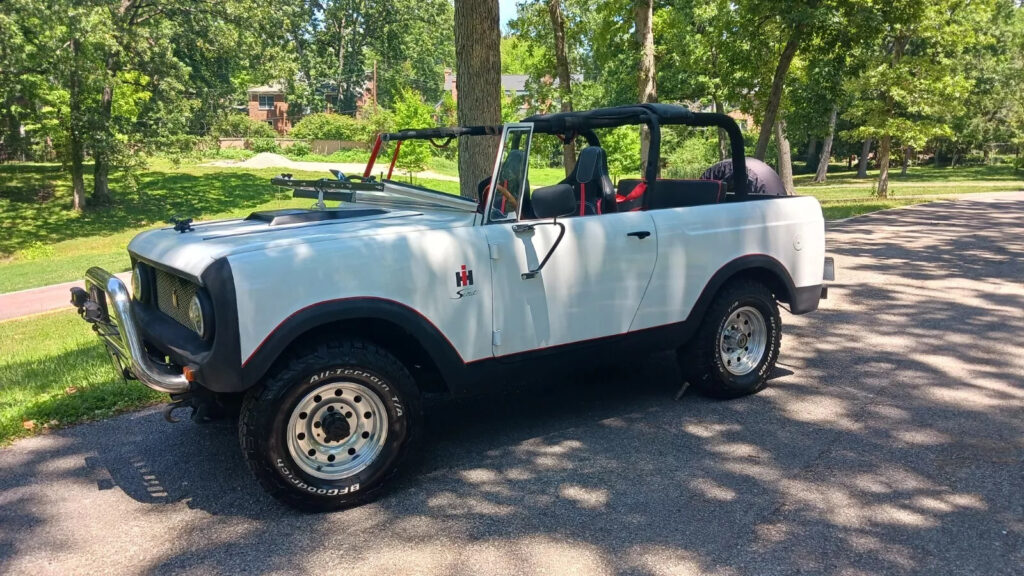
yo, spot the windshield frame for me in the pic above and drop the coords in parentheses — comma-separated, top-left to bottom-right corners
(483, 122, 534, 224)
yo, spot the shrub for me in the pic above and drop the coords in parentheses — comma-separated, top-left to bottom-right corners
(285, 141, 312, 157)
(391, 88, 434, 173)
(290, 113, 370, 143)
(602, 126, 642, 179)
(664, 132, 721, 179)
(211, 113, 278, 139)
(248, 138, 281, 153)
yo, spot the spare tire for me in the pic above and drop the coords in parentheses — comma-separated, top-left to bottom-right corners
(700, 157, 789, 196)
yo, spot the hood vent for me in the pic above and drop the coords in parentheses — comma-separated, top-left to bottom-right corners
(245, 208, 388, 226)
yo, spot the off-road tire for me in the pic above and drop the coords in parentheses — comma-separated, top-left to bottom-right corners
(680, 280, 781, 398)
(239, 339, 422, 512)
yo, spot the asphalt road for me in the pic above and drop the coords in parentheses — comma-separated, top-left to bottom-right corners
(2, 193, 1022, 576)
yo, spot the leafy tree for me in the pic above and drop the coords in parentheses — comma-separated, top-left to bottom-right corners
(843, 0, 992, 197)
(392, 87, 434, 173)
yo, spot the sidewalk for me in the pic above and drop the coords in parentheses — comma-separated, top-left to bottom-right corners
(0, 272, 132, 322)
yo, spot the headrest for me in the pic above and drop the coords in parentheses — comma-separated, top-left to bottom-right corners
(574, 146, 607, 184)
(531, 183, 576, 218)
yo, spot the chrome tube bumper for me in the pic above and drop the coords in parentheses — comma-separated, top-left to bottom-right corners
(76, 267, 191, 394)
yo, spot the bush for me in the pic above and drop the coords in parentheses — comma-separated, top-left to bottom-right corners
(391, 88, 434, 173)
(248, 138, 281, 153)
(290, 113, 370, 143)
(214, 148, 255, 161)
(211, 113, 278, 139)
(664, 132, 720, 179)
(285, 141, 312, 157)
(602, 126, 642, 179)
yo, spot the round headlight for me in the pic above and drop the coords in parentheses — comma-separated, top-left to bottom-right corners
(131, 264, 144, 300)
(188, 294, 205, 337)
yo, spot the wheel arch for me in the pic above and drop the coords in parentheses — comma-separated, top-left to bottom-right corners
(688, 255, 798, 325)
(240, 299, 464, 396)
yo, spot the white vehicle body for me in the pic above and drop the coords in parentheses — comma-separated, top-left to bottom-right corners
(76, 105, 828, 401)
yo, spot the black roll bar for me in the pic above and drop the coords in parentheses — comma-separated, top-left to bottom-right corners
(376, 103, 749, 198)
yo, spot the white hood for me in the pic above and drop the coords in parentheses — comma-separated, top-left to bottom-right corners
(128, 205, 478, 280)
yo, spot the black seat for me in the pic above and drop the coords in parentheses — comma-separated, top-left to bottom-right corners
(562, 146, 617, 216)
(646, 179, 725, 209)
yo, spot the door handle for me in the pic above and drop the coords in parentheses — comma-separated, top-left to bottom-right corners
(627, 230, 651, 239)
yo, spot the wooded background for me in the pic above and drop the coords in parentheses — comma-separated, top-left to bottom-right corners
(1, 0, 1022, 207)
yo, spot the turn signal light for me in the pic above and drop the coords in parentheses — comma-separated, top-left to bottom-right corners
(182, 366, 197, 382)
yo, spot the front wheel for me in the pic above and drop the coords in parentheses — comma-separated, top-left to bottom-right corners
(680, 280, 781, 398)
(239, 339, 422, 511)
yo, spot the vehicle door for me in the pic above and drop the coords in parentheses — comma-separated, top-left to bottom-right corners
(482, 124, 658, 358)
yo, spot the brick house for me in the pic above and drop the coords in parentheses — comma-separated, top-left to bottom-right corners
(247, 84, 291, 135)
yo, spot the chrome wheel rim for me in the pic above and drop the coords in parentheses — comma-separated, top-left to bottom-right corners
(286, 380, 389, 480)
(719, 306, 767, 376)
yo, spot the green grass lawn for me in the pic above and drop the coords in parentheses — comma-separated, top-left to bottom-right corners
(0, 310, 166, 445)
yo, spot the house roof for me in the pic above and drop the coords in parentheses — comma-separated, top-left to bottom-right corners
(247, 83, 286, 95)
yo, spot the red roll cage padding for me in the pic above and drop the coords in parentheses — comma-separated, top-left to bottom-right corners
(364, 134, 384, 179)
(386, 140, 402, 180)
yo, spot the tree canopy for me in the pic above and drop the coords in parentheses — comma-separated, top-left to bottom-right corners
(1, 0, 1022, 208)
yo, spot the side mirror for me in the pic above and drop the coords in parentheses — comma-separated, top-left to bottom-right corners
(531, 184, 576, 218)
(511, 184, 575, 280)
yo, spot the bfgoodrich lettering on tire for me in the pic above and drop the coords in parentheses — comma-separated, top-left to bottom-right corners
(680, 279, 781, 398)
(239, 338, 422, 511)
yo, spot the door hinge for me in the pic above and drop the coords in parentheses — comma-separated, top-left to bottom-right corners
(488, 243, 499, 260)
(492, 330, 502, 347)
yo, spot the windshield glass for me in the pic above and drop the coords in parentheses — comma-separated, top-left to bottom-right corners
(487, 123, 533, 222)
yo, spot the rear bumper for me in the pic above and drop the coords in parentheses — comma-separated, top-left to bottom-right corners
(72, 267, 191, 394)
(790, 257, 835, 314)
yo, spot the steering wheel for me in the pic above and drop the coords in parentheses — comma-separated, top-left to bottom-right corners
(488, 182, 519, 214)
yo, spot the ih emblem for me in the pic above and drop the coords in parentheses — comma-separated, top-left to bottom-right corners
(455, 265, 474, 287)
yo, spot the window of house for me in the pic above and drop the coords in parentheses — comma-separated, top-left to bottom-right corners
(258, 95, 275, 110)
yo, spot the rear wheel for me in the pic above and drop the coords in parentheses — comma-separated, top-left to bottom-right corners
(680, 280, 781, 398)
(239, 339, 421, 511)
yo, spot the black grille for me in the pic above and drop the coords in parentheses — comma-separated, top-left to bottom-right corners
(154, 269, 198, 330)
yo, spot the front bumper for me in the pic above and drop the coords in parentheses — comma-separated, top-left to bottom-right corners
(72, 267, 191, 394)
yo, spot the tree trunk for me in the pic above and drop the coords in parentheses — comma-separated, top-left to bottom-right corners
(935, 143, 942, 167)
(92, 50, 117, 204)
(856, 139, 871, 178)
(92, 83, 113, 203)
(635, 0, 656, 173)
(876, 134, 891, 198)
(775, 118, 794, 195)
(754, 30, 803, 160)
(714, 98, 728, 161)
(804, 136, 817, 171)
(454, 0, 502, 199)
(901, 145, 909, 176)
(813, 106, 837, 183)
(547, 0, 576, 176)
(337, 17, 346, 109)
(69, 36, 86, 212)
